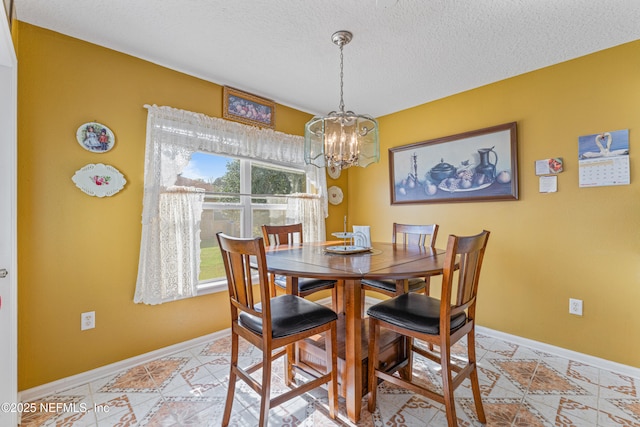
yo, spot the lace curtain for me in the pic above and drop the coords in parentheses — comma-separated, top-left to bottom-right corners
(135, 187, 204, 304)
(134, 105, 328, 304)
(286, 194, 325, 242)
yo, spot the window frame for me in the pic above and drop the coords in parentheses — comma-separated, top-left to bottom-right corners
(195, 154, 307, 294)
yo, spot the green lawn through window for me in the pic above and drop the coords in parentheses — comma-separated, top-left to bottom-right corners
(199, 239, 225, 281)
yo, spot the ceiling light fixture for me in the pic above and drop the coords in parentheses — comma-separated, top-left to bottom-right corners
(304, 31, 379, 170)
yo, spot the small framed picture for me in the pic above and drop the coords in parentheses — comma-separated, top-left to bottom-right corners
(223, 86, 275, 129)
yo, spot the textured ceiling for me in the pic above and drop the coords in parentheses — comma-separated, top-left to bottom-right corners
(14, 0, 640, 118)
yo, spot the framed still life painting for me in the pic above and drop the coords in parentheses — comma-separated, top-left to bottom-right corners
(390, 122, 519, 204)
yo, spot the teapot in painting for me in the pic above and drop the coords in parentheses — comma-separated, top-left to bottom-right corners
(428, 158, 457, 183)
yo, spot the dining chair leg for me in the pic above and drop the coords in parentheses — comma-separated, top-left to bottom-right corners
(439, 341, 458, 427)
(335, 280, 345, 315)
(468, 331, 486, 423)
(402, 337, 414, 380)
(325, 324, 339, 418)
(331, 287, 338, 312)
(269, 273, 278, 297)
(423, 276, 431, 296)
(259, 353, 273, 427)
(285, 344, 295, 386)
(423, 277, 435, 352)
(367, 317, 380, 413)
(222, 333, 239, 426)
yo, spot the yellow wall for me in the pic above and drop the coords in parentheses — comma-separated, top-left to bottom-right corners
(350, 40, 640, 367)
(17, 20, 640, 390)
(16, 23, 316, 390)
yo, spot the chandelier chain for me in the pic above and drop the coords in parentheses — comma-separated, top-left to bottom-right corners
(339, 43, 345, 113)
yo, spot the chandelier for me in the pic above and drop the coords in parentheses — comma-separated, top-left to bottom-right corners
(304, 31, 379, 170)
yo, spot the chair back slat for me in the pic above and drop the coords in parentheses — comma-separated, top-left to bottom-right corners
(457, 250, 482, 305)
(230, 252, 250, 305)
(262, 223, 303, 246)
(441, 230, 490, 317)
(216, 233, 272, 324)
(392, 223, 439, 248)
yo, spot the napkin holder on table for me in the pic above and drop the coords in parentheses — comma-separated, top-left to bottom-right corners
(352, 225, 371, 248)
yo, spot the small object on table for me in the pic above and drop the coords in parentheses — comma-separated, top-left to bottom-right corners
(352, 225, 371, 248)
(325, 245, 372, 254)
(327, 216, 372, 254)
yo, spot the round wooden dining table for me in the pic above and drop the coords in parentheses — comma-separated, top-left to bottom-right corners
(265, 241, 449, 422)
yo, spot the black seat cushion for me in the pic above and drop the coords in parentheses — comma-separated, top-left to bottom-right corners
(239, 294, 337, 338)
(274, 275, 336, 293)
(366, 293, 466, 335)
(361, 278, 426, 293)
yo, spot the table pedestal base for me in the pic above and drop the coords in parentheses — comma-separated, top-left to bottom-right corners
(294, 315, 408, 399)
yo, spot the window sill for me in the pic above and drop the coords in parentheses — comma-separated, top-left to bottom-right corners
(196, 271, 259, 297)
(197, 280, 228, 296)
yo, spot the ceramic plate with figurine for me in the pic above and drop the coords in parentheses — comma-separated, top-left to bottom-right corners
(76, 122, 115, 153)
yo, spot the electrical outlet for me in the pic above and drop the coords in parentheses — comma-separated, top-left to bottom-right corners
(569, 299, 583, 316)
(81, 311, 95, 330)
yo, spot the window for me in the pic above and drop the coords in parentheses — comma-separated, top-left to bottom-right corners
(135, 105, 327, 305)
(176, 152, 307, 288)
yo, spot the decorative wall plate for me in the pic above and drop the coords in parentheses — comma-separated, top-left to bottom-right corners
(328, 186, 343, 205)
(72, 163, 126, 197)
(328, 165, 341, 179)
(76, 121, 115, 153)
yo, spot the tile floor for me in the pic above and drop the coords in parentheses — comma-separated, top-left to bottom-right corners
(18, 332, 640, 427)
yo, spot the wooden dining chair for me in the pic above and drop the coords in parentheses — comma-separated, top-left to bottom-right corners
(361, 223, 439, 301)
(216, 232, 339, 427)
(262, 223, 338, 308)
(367, 230, 490, 427)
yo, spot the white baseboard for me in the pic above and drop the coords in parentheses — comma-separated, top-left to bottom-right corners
(20, 299, 640, 402)
(476, 326, 640, 378)
(352, 295, 640, 378)
(19, 329, 231, 402)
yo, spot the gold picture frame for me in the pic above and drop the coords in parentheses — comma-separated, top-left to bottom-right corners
(223, 86, 276, 129)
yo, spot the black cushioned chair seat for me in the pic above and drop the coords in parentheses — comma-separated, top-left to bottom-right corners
(360, 278, 426, 293)
(274, 275, 336, 293)
(240, 294, 338, 338)
(366, 293, 466, 335)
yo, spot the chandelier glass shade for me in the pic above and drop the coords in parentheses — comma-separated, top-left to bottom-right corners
(304, 31, 379, 170)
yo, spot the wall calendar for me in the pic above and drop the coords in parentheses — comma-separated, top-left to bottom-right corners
(578, 129, 629, 188)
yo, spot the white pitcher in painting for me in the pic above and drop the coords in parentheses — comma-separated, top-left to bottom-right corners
(352, 225, 371, 248)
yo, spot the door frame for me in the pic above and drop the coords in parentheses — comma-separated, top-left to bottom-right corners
(0, 8, 18, 427)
